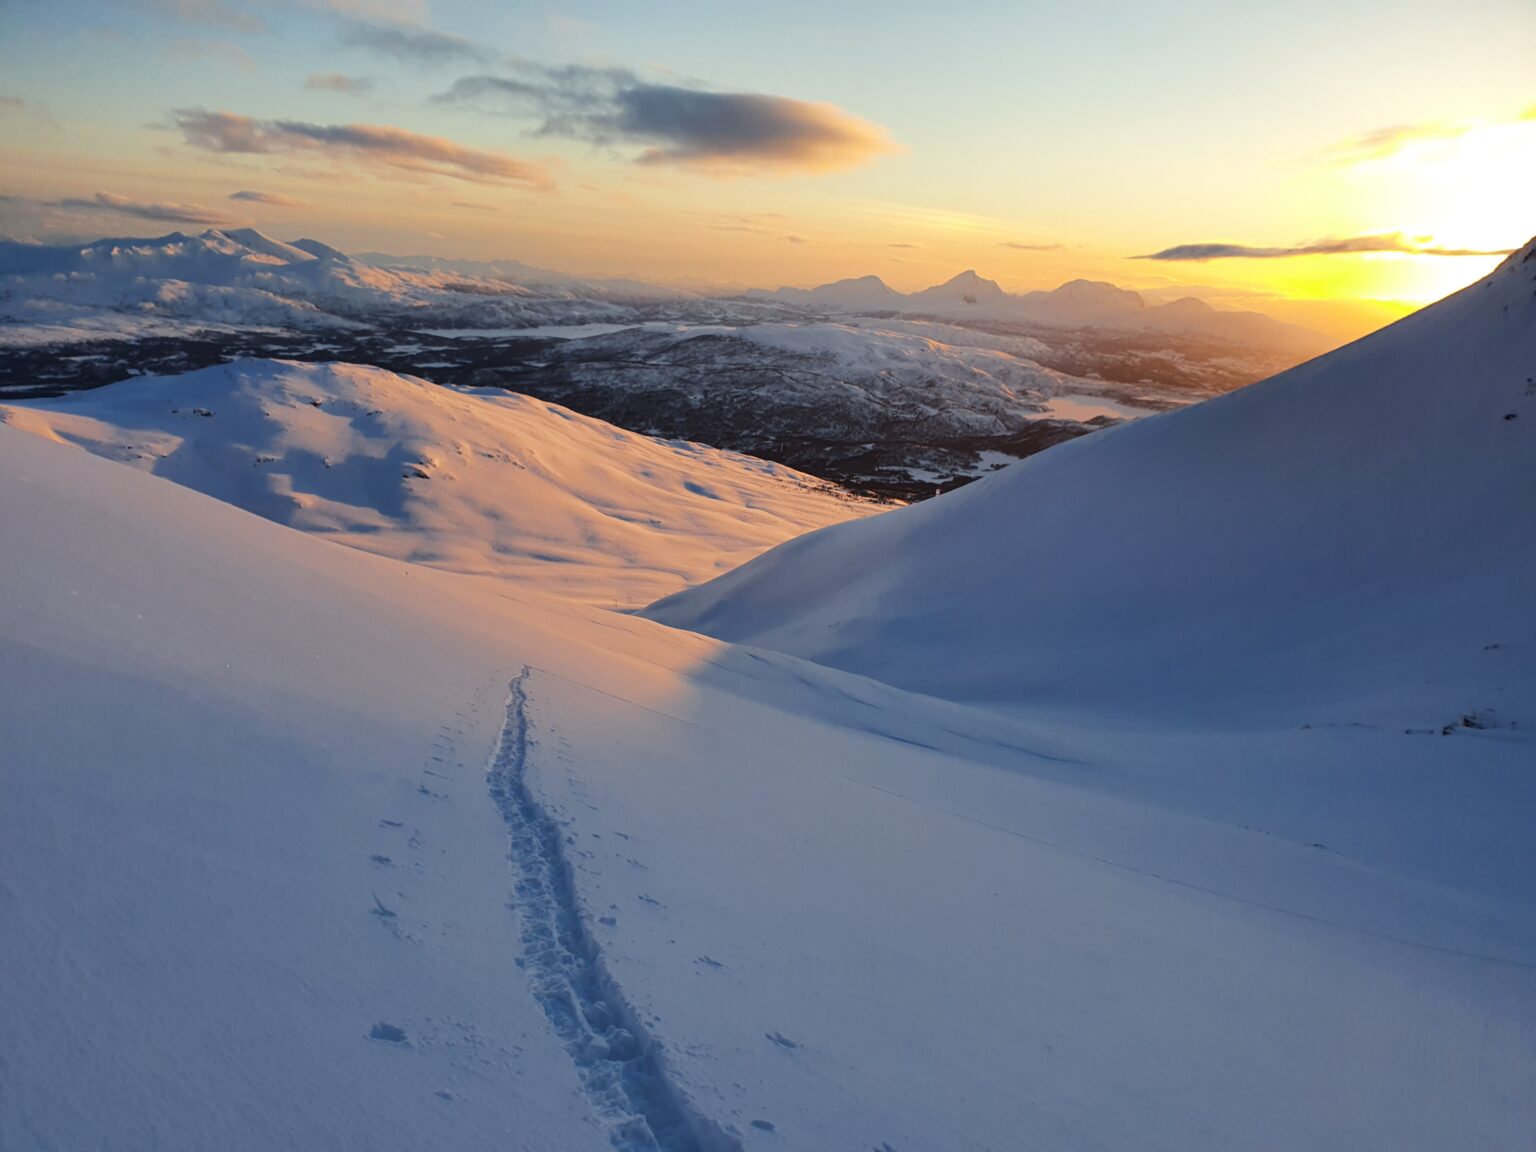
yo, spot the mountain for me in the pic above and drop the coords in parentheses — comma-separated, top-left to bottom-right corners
(747, 268, 1330, 354)
(1013, 277, 1146, 325)
(744, 274, 901, 310)
(649, 239, 1536, 723)
(0, 229, 646, 338)
(1, 359, 874, 606)
(906, 268, 1009, 307)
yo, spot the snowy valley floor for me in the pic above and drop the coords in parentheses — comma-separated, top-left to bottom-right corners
(3, 417, 1533, 1151)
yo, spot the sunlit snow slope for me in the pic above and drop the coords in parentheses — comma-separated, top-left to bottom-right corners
(650, 241, 1536, 724)
(3, 421, 1533, 1152)
(2, 359, 875, 605)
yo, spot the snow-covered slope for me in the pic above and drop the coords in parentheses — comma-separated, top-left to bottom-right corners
(2, 359, 874, 605)
(5, 402, 1534, 1152)
(649, 241, 1536, 725)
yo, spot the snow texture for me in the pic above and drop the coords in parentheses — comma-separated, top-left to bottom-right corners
(2, 359, 875, 606)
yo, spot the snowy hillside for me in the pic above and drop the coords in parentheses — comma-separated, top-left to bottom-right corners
(6, 391, 1535, 1151)
(1, 359, 874, 605)
(650, 240, 1536, 726)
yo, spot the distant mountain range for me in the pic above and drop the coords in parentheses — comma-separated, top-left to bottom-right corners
(747, 268, 1330, 355)
(0, 228, 1329, 356)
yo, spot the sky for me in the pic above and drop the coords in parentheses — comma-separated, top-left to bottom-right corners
(0, 0, 1532, 338)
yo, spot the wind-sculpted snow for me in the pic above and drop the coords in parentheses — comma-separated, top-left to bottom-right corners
(1, 359, 876, 605)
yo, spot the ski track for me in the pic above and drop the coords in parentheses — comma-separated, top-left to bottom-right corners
(488, 667, 741, 1152)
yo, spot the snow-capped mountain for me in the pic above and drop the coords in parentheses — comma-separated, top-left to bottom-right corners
(0, 228, 651, 338)
(649, 241, 1536, 726)
(0, 228, 1330, 500)
(2, 359, 874, 606)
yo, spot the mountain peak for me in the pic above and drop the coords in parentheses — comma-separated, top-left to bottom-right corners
(914, 268, 1006, 302)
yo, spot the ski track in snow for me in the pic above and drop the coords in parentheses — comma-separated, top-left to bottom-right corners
(488, 668, 740, 1152)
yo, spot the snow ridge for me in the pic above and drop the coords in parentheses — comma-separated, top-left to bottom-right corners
(488, 669, 740, 1152)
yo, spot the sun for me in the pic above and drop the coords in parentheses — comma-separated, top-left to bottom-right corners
(1343, 118, 1536, 302)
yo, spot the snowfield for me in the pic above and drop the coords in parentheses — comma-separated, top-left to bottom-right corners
(2, 242, 1534, 1151)
(1, 359, 877, 606)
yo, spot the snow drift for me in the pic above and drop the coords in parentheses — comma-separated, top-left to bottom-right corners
(649, 239, 1536, 725)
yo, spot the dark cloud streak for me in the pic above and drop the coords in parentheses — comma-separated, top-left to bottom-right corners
(437, 65, 896, 174)
(338, 18, 491, 66)
(4, 190, 240, 226)
(172, 108, 553, 188)
(229, 189, 308, 206)
(1137, 234, 1517, 261)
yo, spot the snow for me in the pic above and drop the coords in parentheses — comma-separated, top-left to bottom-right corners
(1, 359, 876, 607)
(649, 243, 1536, 726)
(6, 416, 1533, 1150)
(0, 229, 644, 339)
(3, 242, 1534, 1150)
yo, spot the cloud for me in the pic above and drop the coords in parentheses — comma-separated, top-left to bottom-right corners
(172, 108, 554, 188)
(297, 0, 428, 18)
(165, 36, 257, 68)
(143, 0, 267, 35)
(17, 190, 241, 226)
(229, 189, 308, 206)
(305, 72, 375, 94)
(337, 17, 491, 66)
(888, 242, 919, 248)
(1136, 233, 1518, 261)
(438, 65, 898, 175)
(0, 96, 27, 113)
(1317, 105, 1536, 164)
(999, 240, 1063, 251)
(705, 212, 806, 243)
